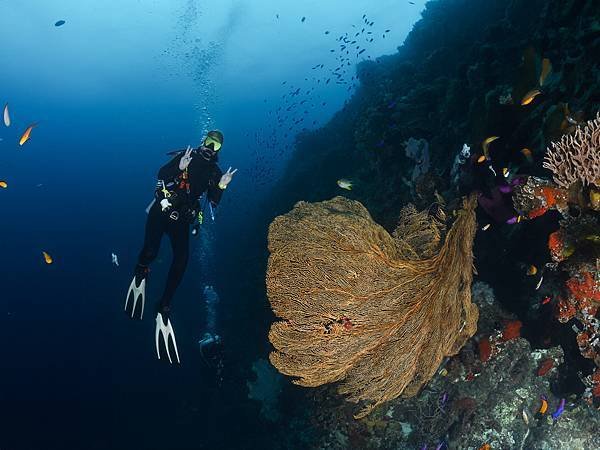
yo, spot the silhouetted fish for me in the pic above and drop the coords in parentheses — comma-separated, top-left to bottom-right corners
(55, 20, 66, 27)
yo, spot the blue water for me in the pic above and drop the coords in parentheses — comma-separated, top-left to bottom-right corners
(0, 1, 425, 448)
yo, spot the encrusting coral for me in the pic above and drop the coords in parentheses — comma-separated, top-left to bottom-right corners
(266, 194, 479, 418)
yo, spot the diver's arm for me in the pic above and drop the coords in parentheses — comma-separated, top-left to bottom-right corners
(158, 155, 182, 181)
(207, 165, 224, 207)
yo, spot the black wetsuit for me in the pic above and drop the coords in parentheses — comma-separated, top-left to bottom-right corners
(135, 150, 223, 315)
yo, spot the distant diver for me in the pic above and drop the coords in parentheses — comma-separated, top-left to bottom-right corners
(198, 285, 224, 385)
(125, 130, 237, 364)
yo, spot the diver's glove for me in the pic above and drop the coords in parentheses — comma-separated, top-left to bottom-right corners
(218, 167, 238, 189)
(179, 146, 193, 170)
(155, 309, 180, 364)
(160, 198, 172, 211)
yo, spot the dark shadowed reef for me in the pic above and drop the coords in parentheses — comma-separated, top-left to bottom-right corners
(216, 0, 599, 448)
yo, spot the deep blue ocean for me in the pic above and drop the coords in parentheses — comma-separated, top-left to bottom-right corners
(0, 1, 426, 449)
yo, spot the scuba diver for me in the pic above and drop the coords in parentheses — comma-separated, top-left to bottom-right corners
(125, 130, 237, 364)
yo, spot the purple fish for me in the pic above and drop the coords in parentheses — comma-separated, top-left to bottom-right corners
(552, 398, 565, 420)
(498, 183, 512, 194)
(506, 216, 519, 225)
(439, 392, 449, 409)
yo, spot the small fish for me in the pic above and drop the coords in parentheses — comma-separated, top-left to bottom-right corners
(301, 16, 306, 23)
(54, 20, 66, 27)
(337, 179, 353, 190)
(111, 253, 119, 267)
(482, 223, 491, 231)
(477, 155, 486, 163)
(539, 58, 552, 86)
(488, 165, 497, 177)
(3, 103, 10, 127)
(478, 444, 490, 450)
(521, 89, 541, 106)
(551, 398, 565, 420)
(521, 148, 533, 163)
(324, 31, 329, 35)
(535, 275, 544, 290)
(439, 368, 448, 376)
(439, 392, 449, 409)
(502, 167, 510, 178)
(522, 408, 530, 426)
(19, 123, 37, 146)
(482, 136, 499, 160)
(538, 395, 548, 415)
(0, 181, 7, 189)
(541, 296, 551, 305)
(42, 251, 53, 264)
(526, 265, 538, 276)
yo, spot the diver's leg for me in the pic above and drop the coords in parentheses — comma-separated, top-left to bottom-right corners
(125, 203, 165, 319)
(154, 218, 189, 364)
(158, 219, 190, 312)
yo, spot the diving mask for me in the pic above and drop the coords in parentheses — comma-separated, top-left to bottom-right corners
(203, 135, 222, 152)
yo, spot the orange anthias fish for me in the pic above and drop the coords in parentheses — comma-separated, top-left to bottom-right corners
(527, 265, 538, 276)
(539, 58, 552, 86)
(478, 444, 491, 450)
(480, 136, 499, 162)
(521, 148, 533, 163)
(0, 181, 7, 189)
(538, 396, 548, 415)
(521, 89, 541, 106)
(42, 251, 53, 264)
(19, 123, 37, 146)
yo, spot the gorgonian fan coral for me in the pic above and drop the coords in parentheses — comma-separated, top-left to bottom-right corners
(543, 113, 600, 189)
(266, 195, 479, 418)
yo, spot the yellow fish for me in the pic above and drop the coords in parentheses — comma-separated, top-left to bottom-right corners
(502, 167, 510, 178)
(477, 155, 486, 164)
(42, 251, 53, 264)
(539, 58, 552, 86)
(0, 181, 7, 188)
(527, 265, 537, 276)
(521, 148, 533, 163)
(19, 123, 37, 146)
(482, 136, 499, 160)
(337, 179, 353, 190)
(3, 103, 10, 127)
(521, 89, 541, 106)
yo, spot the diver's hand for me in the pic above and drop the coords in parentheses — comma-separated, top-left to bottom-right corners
(218, 167, 237, 189)
(160, 198, 172, 211)
(179, 146, 193, 171)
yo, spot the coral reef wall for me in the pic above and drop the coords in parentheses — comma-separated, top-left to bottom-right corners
(269, 0, 599, 227)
